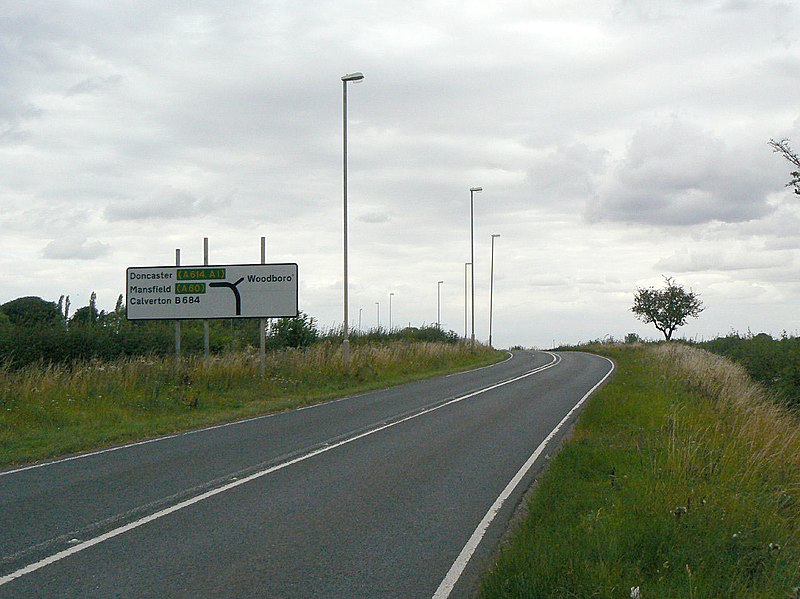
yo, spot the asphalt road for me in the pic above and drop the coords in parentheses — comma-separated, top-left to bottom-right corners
(1, 350, 613, 598)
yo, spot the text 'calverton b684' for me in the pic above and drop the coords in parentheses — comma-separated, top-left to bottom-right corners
(125, 263, 299, 320)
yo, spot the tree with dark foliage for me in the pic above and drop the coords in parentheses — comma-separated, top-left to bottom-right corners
(0, 296, 62, 327)
(631, 277, 704, 340)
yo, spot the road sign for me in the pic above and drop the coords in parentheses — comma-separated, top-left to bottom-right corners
(126, 263, 299, 320)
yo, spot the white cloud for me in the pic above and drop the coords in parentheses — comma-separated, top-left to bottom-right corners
(1, 0, 799, 347)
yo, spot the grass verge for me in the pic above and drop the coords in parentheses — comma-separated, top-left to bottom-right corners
(479, 343, 800, 598)
(1, 341, 503, 468)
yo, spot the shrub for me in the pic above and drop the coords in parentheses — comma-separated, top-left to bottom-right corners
(267, 312, 319, 349)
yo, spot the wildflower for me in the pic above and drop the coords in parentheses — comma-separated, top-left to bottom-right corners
(768, 542, 781, 553)
(630, 586, 641, 598)
(673, 506, 687, 518)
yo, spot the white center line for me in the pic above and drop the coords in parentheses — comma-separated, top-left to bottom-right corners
(1, 353, 560, 587)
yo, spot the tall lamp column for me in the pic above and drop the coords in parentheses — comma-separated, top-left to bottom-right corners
(489, 234, 500, 348)
(469, 187, 482, 348)
(464, 262, 470, 339)
(437, 280, 444, 328)
(341, 71, 365, 361)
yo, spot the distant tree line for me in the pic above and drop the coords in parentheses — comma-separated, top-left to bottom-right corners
(0, 294, 459, 368)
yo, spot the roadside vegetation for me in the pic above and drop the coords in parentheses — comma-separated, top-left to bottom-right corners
(0, 294, 501, 467)
(700, 332, 800, 409)
(480, 342, 800, 597)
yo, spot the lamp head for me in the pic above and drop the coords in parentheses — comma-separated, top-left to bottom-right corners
(342, 72, 365, 82)
(470, 186, 482, 193)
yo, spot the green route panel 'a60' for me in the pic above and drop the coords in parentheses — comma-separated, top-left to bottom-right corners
(126, 263, 299, 320)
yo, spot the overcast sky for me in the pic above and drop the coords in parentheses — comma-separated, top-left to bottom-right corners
(2, 0, 799, 348)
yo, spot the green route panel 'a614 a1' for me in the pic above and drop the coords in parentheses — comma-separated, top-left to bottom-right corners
(125, 263, 299, 320)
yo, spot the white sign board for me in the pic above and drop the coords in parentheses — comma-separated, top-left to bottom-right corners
(126, 263, 299, 320)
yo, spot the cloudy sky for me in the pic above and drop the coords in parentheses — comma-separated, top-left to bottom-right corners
(2, 0, 799, 349)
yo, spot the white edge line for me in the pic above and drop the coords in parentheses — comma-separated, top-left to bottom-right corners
(431, 355, 615, 599)
(443, 350, 513, 377)
(0, 352, 559, 587)
(1, 351, 516, 478)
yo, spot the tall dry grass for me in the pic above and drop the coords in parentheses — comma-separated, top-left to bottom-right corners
(654, 343, 800, 530)
(481, 343, 800, 597)
(1, 340, 501, 466)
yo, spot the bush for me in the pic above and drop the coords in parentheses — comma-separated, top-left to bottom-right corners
(701, 333, 800, 407)
(267, 312, 319, 349)
(0, 296, 62, 328)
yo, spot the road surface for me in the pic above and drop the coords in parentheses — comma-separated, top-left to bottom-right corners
(1, 350, 613, 598)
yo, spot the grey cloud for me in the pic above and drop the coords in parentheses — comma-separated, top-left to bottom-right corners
(0, 102, 42, 144)
(43, 236, 110, 260)
(65, 75, 123, 96)
(655, 248, 784, 272)
(105, 191, 230, 222)
(358, 212, 391, 224)
(588, 119, 778, 226)
(2, 0, 799, 348)
(527, 143, 609, 207)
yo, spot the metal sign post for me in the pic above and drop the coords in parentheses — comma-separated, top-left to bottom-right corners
(174, 249, 181, 367)
(203, 238, 210, 359)
(259, 237, 267, 376)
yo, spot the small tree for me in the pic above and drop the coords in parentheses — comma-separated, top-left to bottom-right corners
(70, 292, 99, 327)
(768, 138, 800, 195)
(267, 312, 319, 349)
(631, 276, 704, 341)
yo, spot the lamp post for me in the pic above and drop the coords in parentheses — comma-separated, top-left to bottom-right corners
(437, 280, 444, 329)
(389, 292, 394, 331)
(489, 234, 500, 348)
(375, 301, 380, 328)
(341, 71, 364, 362)
(464, 262, 471, 339)
(358, 307, 363, 332)
(469, 186, 482, 348)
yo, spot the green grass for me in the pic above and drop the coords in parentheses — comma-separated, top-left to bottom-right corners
(0, 340, 504, 467)
(480, 343, 800, 598)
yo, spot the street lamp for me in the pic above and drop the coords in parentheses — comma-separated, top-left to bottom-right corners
(389, 292, 394, 331)
(469, 186, 482, 348)
(358, 307, 363, 332)
(437, 280, 444, 329)
(489, 234, 500, 348)
(342, 71, 364, 362)
(375, 301, 380, 328)
(464, 262, 471, 339)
